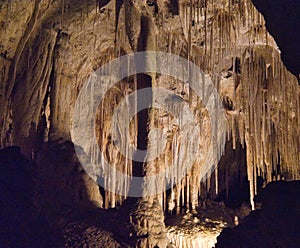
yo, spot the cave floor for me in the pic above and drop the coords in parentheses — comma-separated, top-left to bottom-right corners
(165, 200, 252, 247)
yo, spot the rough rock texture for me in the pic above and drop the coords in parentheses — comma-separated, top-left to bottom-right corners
(166, 200, 251, 248)
(0, 0, 299, 247)
(130, 198, 169, 248)
(63, 222, 124, 248)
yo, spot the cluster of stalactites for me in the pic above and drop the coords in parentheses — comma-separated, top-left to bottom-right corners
(239, 47, 300, 209)
(154, 0, 299, 211)
(96, 79, 136, 209)
(82, 0, 299, 211)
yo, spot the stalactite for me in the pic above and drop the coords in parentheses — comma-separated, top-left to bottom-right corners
(204, 1, 207, 58)
(61, 0, 64, 29)
(60, 0, 300, 214)
(188, 0, 192, 61)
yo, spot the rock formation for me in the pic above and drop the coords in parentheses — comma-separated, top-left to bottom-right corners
(0, 0, 299, 247)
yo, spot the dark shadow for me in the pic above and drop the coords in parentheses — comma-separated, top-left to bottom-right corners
(97, 0, 111, 9)
(115, 0, 124, 42)
(131, 15, 153, 179)
(216, 180, 300, 247)
(252, 0, 300, 80)
(212, 138, 249, 209)
(0, 146, 53, 247)
(168, 0, 179, 15)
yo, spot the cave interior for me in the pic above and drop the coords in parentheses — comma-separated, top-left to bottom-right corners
(0, 0, 299, 247)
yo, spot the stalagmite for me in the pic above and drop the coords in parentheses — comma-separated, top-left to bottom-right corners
(0, 1, 299, 247)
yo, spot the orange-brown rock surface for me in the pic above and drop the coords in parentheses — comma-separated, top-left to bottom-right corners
(0, 1, 299, 247)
